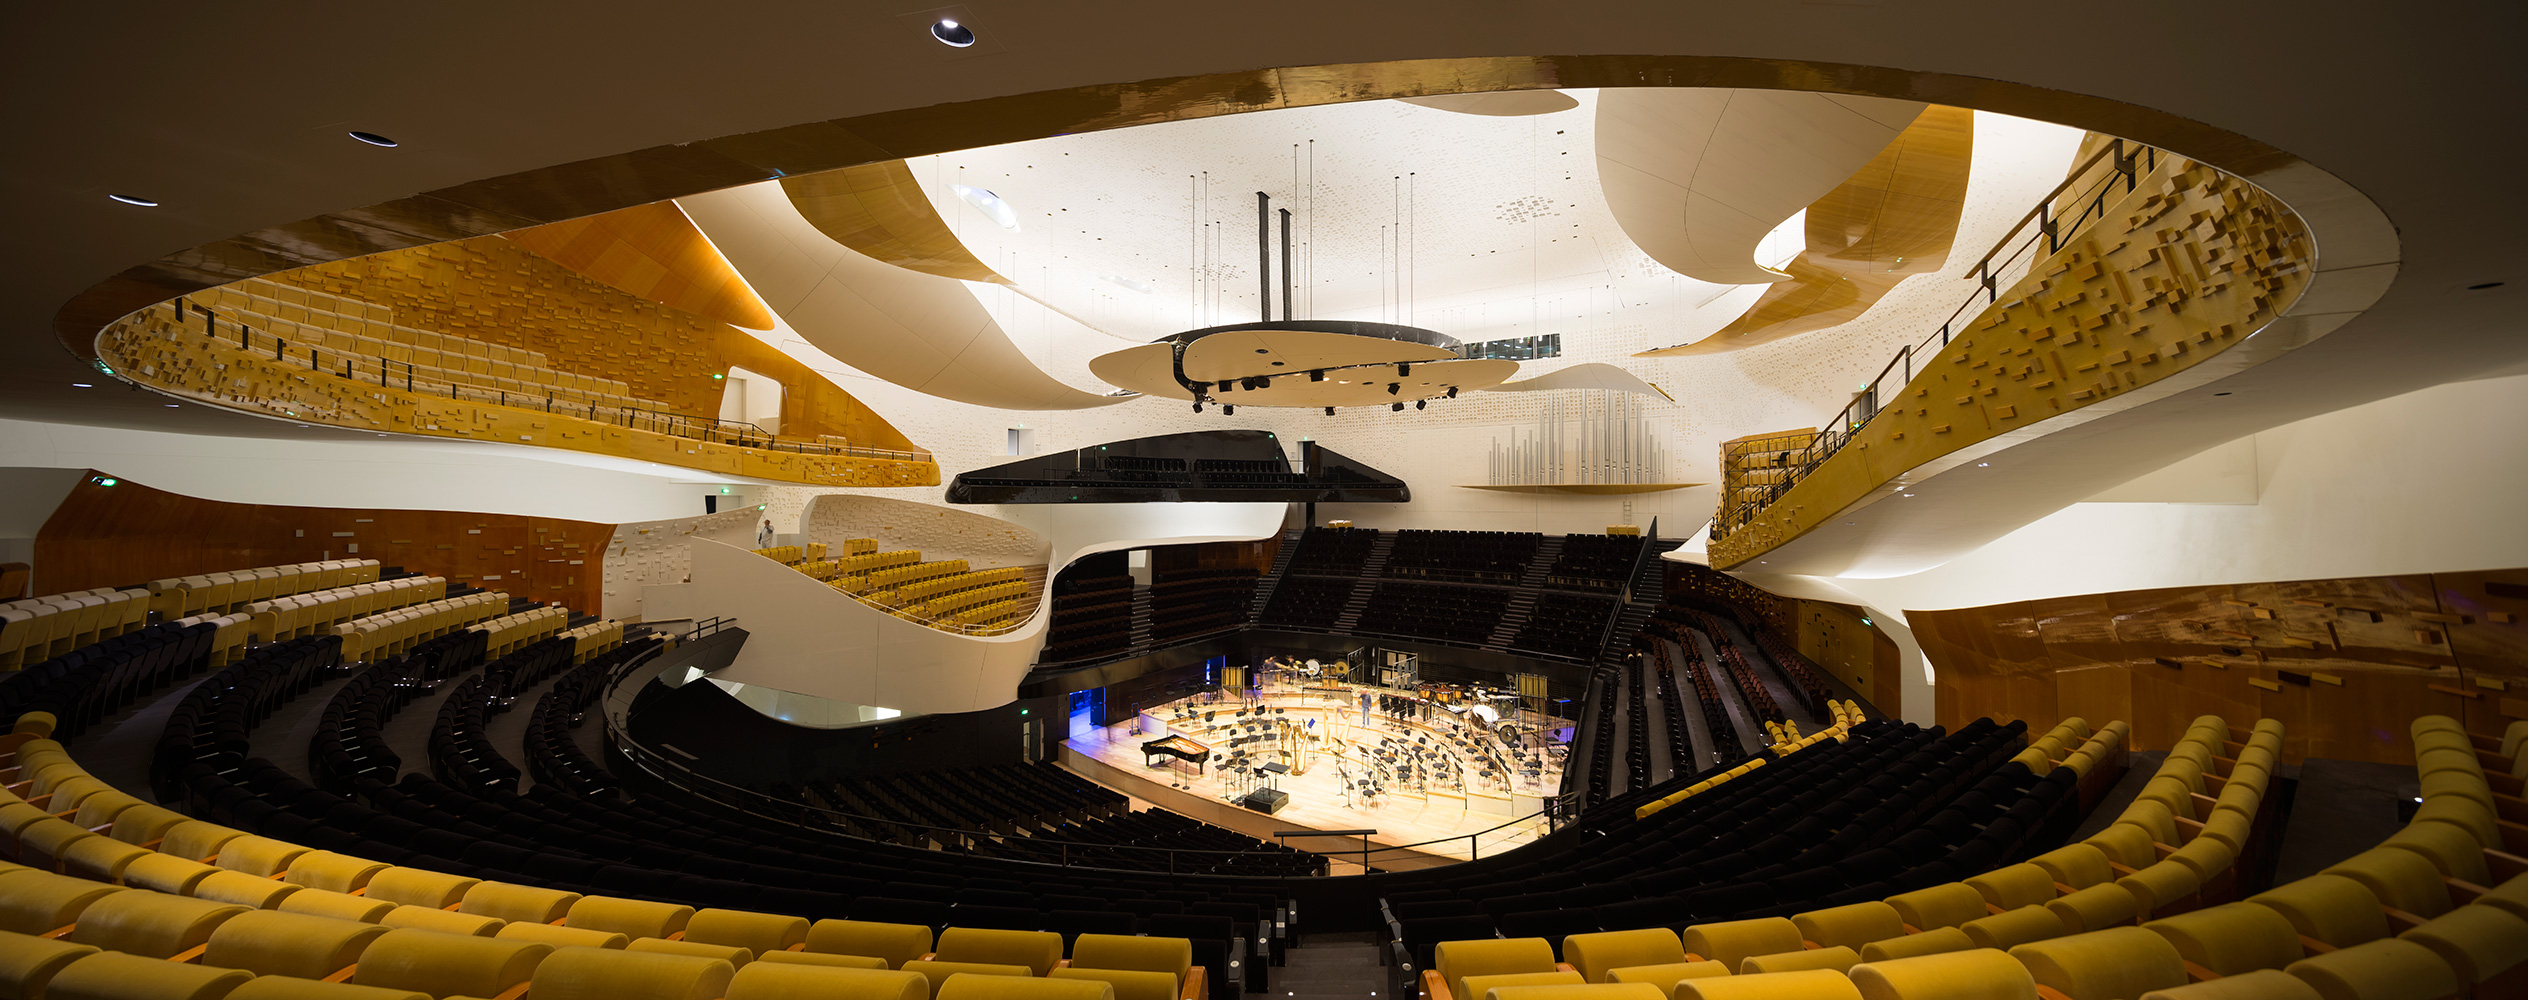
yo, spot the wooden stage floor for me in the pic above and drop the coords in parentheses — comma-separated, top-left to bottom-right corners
(1059, 683, 1565, 868)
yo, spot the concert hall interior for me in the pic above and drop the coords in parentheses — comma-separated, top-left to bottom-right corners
(4, 5, 2527, 1000)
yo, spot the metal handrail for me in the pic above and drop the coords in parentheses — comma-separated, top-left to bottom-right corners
(134, 300, 934, 465)
(1711, 140, 2156, 541)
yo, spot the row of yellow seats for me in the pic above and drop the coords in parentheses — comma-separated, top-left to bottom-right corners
(904, 582, 1028, 621)
(206, 282, 556, 371)
(925, 599, 1025, 630)
(468, 606, 569, 659)
(147, 559, 382, 619)
(332, 593, 510, 664)
(860, 560, 965, 594)
(245, 578, 447, 645)
(1, 588, 149, 671)
(559, 620, 624, 665)
(833, 550, 920, 580)
(892, 569, 1024, 607)
(0, 719, 1196, 1000)
(794, 561, 845, 583)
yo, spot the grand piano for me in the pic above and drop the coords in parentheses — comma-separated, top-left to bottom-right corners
(1140, 734, 1212, 774)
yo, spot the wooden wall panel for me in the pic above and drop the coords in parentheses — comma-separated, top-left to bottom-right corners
(267, 236, 918, 452)
(1918, 567, 2528, 765)
(503, 201, 776, 331)
(33, 474, 607, 612)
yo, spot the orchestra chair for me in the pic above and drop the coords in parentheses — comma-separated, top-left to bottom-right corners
(1051, 966, 1190, 1000)
(1961, 905, 2071, 951)
(378, 905, 501, 938)
(194, 869, 304, 909)
(527, 945, 735, 1000)
(1885, 884, 1988, 932)
(352, 928, 551, 999)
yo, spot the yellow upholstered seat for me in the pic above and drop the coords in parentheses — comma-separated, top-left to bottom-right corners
(2091, 824, 2164, 871)
(529, 944, 736, 1000)
(2169, 837, 2238, 883)
(2395, 905, 2528, 990)
(1605, 961, 1729, 1000)
(222, 977, 432, 1000)
(204, 909, 389, 979)
(2119, 862, 2205, 919)
(1566, 928, 1689, 982)
(278, 889, 398, 925)
(2476, 874, 2528, 923)
(15, 818, 96, 871)
(497, 921, 629, 950)
(0, 928, 96, 1000)
(935, 975, 1115, 1000)
(1969, 865, 2060, 912)
(2408, 798, 2500, 851)
(2031, 844, 2117, 891)
(807, 919, 935, 970)
(2049, 882, 2141, 933)
(761, 950, 890, 971)
(1461, 971, 1587, 999)
(1675, 970, 1861, 1000)
(903, 960, 1036, 996)
(2324, 849, 2453, 918)
(458, 881, 579, 924)
(2248, 875, 2389, 948)
(1856, 927, 1975, 963)
(2282, 938, 2460, 1000)
(67, 889, 247, 959)
(628, 937, 754, 967)
(2139, 777, 2202, 823)
(2011, 926, 2191, 1000)
(1887, 883, 1991, 931)
(1437, 938, 1562, 1000)
(1742, 945, 1861, 975)
(1793, 902, 1906, 952)
(2378, 824, 2493, 885)
(1070, 933, 1193, 990)
(379, 904, 502, 937)
(732, 962, 929, 1000)
(0, 870, 122, 935)
(353, 928, 551, 998)
(1683, 918, 1803, 970)
(2199, 811, 2257, 854)
(1961, 905, 2067, 950)
(2417, 772, 2493, 812)
(194, 869, 304, 909)
(2138, 968, 2324, 1000)
(102, 802, 186, 847)
(686, 908, 810, 958)
(1849, 947, 2037, 1000)
(2146, 903, 2306, 975)
(56, 836, 148, 883)
(362, 867, 478, 910)
(282, 851, 390, 894)
(158, 821, 245, 863)
(567, 896, 693, 940)
(121, 853, 218, 895)
(935, 927, 1064, 976)
(215, 836, 309, 878)
(41, 950, 252, 1000)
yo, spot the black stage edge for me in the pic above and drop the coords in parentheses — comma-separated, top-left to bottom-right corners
(947, 431, 1408, 504)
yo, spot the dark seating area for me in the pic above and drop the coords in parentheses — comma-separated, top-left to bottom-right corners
(1148, 568, 1256, 644)
(1042, 572, 1135, 663)
(5, 619, 217, 742)
(1383, 529, 1540, 584)
(1506, 591, 1618, 660)
(802, 762, 1129, 843)
(973, 808, 1326, 877)
(1543, 533, 1645, 591)
(1284, 525, 1379, 576)
(1258, 575, 1352, 629)
(1352, 581, 1508, 646)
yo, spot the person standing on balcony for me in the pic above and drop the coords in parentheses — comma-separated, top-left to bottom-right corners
(756, 519, 774, 549)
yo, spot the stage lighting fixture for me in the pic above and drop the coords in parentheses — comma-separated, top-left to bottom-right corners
(1309, 369, 1326, 382)
(1386, 383, 1399, 395)
(1223, 404, 1236, 415)
(1399, 363, 1412, 376)
(1324, 407, 1335, 416)
(1445, 386, 1458, 399)
(1391, 401, 1404, 412)
(1415, 399, 1426, 410)
(1192, 401, 1203, 412)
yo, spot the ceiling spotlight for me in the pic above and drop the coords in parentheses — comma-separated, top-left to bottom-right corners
(1414, 399, 1427, 410)
(1324, 407, 1335, 416)
(1192, 401, 1203, 413)
(950, 184, 1021, 231)
(1222, 404, 1236, 416)
(1309, 370, 1326, 382)
(1391, 402, 1405, 412)
(107, 194, 159, 207)
(1445, 386, 1458, 399)
(347, 131, 399, 147)
(1386, 383, 1400, 395)
(930, 18, 976, 47)
(71, 383, 93, 388)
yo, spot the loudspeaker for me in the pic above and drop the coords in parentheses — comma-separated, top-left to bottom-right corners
(1241, 788, 1290, 815)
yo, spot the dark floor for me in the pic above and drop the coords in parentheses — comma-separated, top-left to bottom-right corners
(2069, 750, 2164, 842)
(2271, 757, 2412, 883)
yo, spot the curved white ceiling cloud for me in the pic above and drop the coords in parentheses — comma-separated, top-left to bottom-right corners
(1596, 89, 1926, 284)
(678, 181, 1122, 411)
(1483, 362, 1669, 399)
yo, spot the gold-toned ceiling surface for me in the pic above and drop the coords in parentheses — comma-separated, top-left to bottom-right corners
(501, 200, 776, 331)
(781, 161, 1010, 284)
(1397, 91, 1580, 116)
(1089, 332, 1514, 405)
(1641, 104, 1974, 357)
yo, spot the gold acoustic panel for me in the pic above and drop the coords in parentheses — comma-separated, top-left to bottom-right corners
(1089, 330, 1508, 406)
(1641, 105, 1974, 356)
(1397, 91, 1580, 116)
(502, 201, 776, 331)
(781, 160, 1009, 284)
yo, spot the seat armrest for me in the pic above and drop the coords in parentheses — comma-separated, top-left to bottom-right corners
(2185, 960, 2220, 982)
(2488, 849, 2528, 883)
(2299, 935, 2337, 955)
(1422, 968, 1454, 1000)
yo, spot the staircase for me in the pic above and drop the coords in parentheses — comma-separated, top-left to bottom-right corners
(1331, 533, 1398, 633)
(1597, 603, 1658, 668)
(1274, 937, 1386, 1000)
(1515, 536, 1565, 589)
(1246, 528, 1303, 623)
(1596, 537, 1687, 668)
(1127, 586, 1153, 647)
(1483, 536, 1566, 648)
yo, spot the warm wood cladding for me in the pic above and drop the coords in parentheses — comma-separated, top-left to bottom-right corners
(34, 475, 606, 612)
(502, 200, 776, 332)
(266, 234, 918, 453)
(1913, 569, 2528, 766)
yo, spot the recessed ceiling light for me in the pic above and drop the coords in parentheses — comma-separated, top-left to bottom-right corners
(165, 403, 178, 407)
(2467, 281, 2504, 290)
(1099, 275, 1152, 294)
(2214, 392, 2233, 396)
(347, 131, 398, 147)
(107, 194, 158, 207)
(952, 184, 1020, 231)
(930, 18, 976, 47)
(71, 382, 93, 388)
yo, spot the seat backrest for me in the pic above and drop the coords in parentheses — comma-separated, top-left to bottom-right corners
(1435, 937, 1559, 1000)
(1070, 933, 1192, 987)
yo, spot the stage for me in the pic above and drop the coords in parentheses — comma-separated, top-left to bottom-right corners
(1059, 676, 1568, 869)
